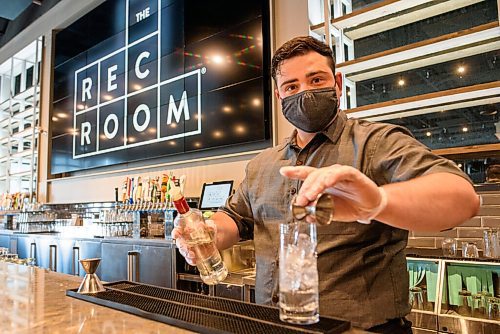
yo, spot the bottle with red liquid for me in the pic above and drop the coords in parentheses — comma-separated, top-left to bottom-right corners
(172, 191, 228, 285)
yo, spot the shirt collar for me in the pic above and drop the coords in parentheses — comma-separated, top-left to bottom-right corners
(322, 110, 347, 144)
(277, 110, 347, 154)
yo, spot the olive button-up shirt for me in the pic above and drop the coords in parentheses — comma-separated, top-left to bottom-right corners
(220, 111, 469, 329)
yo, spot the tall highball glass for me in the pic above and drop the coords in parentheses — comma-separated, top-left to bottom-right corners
(279, 220, 319, 325)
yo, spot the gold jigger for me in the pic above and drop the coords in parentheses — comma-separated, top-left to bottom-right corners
(77, 258, 105, 294)
(291, 193, 335, 225)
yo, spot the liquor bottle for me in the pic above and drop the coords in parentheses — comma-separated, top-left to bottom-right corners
(172, 189, 228, 285)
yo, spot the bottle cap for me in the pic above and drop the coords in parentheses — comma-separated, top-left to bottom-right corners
(171, 187, 190, 214)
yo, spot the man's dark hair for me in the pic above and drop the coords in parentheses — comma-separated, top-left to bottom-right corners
(271, 36, 335, 83)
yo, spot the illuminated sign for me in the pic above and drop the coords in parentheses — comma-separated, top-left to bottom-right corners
(73, 0, 203, 159)
(52, 0, 271, 175)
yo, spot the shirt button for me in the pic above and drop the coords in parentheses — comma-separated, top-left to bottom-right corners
(290, 188, 297, 195)
(272, 294, 279, 303)
(296, 160, 303, 166)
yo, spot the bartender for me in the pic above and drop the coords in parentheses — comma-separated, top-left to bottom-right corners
(173, 36, 480, 333)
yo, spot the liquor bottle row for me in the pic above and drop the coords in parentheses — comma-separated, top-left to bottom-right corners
(117, 173, 185, 208)
(0, 193, 40, 211)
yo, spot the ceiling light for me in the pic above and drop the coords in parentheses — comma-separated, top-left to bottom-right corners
(212, 55, 224, 64)
(462, 127, 468, 132)
(479, 109, 497, 116)
(252, 98, 261, 107)
(425, 131, 431, 137)
(457, 66, 465, 74)
(222, 106, 232, 113)
(398, 79, 405, 86)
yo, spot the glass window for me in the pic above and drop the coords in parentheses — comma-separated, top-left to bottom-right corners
(350, 0, 384, 12)
(26, 66, 34, 89)
(352, 0, 498, 58)
(14, 74, 21, 95)
(381, 103, 499, 150)
(354, 50, 500, 107)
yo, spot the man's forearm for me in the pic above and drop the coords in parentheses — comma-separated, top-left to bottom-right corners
(211, 211, 241, 250)
(376, 173, 480, 231)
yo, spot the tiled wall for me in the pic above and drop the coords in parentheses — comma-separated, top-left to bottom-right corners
(407, 191, 500, 250)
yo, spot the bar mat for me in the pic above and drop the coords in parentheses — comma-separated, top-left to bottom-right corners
(67, 280, 350, 334)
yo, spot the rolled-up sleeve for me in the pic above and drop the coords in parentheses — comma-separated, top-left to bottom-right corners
(367, 125, 472, 185)
(218, 166, 255, 240)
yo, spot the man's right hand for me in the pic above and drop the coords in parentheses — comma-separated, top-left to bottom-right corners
(171, 218, 217, 266)
(172, 225, 197, 266)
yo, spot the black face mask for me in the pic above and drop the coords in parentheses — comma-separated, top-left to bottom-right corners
(281, 87, 339, 133)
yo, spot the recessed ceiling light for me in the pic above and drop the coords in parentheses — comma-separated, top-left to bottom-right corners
(479, 109, 497, 116)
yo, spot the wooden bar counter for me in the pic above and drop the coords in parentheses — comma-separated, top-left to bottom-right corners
(0, 262, 368, 334)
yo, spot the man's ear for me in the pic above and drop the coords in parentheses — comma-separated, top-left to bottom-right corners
(334, 72, 343, 105)
(274, 88, 281, 101)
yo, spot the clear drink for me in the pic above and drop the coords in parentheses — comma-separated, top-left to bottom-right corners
(173, 192, 228, 285)
(279, 221, 319, 324)
(279, 289, 319, 323)
(186, 239, 228, 285)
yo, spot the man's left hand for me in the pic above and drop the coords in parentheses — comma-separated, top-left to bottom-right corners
(280, 165, 385, 222)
